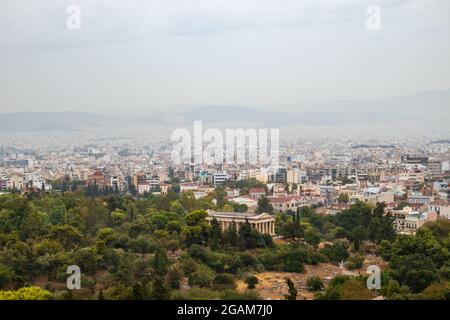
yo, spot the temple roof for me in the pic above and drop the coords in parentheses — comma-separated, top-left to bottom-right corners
(206, 210, 274, 221)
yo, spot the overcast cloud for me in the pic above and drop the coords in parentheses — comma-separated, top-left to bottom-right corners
(0, 0, 449, 114)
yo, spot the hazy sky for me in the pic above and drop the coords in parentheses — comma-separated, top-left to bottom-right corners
(0, 0, 449, 115)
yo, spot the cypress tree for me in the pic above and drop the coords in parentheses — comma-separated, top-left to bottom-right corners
(209, 218, 222, 250)
(285, 278, 297, 300)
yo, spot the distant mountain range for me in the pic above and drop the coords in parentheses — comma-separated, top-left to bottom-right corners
(137, 89, 450, 126)
(1, 89, 449, 132)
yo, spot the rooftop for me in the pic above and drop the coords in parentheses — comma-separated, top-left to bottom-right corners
(249, 187, 266, 193)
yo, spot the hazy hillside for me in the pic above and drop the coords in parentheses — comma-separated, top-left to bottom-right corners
(1, 89, 449, 131)
(295, 89, 450, 120)
(0, 112, 120, 132)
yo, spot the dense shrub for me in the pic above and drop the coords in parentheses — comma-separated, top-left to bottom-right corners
(306, 276, 324, 291)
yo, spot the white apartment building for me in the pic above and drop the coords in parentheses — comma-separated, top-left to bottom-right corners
(287, 167, 301, 184)
(428, 201, 450, 219)
(213, 172, 228, 187)
(393, 206, 438, 235)
(408, 193, 434, 205)
(427, 160, 442, 177)
(268, 196, 309, 212)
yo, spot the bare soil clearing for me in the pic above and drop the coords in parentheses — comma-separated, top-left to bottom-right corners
(237, 255, 387, 300)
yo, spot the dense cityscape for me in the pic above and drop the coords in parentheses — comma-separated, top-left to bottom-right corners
(0, 125, 449, 300)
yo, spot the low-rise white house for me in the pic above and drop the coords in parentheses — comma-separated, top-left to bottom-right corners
(428, 200, 450, 219)
(393, 206, 438, 235)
